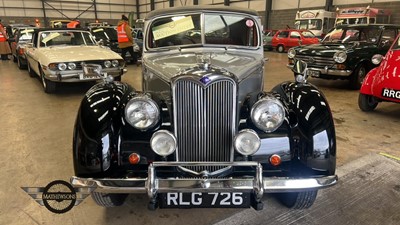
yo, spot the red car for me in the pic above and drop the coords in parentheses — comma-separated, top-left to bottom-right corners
(272, 29, 319, 53)
(359, 34, 400, 111)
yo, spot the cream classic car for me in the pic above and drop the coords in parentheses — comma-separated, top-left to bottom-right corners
(25, 28, 126, 93)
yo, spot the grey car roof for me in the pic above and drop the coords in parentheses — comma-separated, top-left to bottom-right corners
(146, 5, 259, 20)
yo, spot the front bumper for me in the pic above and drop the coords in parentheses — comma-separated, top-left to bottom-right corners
(71, 161, 338, 202)
(44, 68, 127, 82)
(287, 64, 352, 77)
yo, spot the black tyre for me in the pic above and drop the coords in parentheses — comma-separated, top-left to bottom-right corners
(13, 55, 17, 63)
(349, 64, 367, 89)
(40, 69, 56, 93)
(277, 45, 285, 53)
(276, 190, 318, 209)
(27, 62, 36, 77)
(91, 192, 128, 207)
(358, 93, 378, 111)
(114, 75, 121, 81)
(17, 57, 26, 69)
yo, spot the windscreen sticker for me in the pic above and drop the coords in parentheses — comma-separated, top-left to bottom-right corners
(93, 28, 104, 33)
(152, 16, 194, 41)
(42, 32, 60, 44)
(246, 19, 254, 27)
(21, 29, 34, 34)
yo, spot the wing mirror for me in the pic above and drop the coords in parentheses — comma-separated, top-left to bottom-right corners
(292, 59, 308, 83)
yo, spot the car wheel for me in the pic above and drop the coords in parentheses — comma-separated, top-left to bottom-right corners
(13, 55, 17, 63)
(349, 64, 367, 89)
(277, 45, 285, 53)
(17, 57, 26, 70)
(358, 93, 378, 111)
(40, 68, 56, 93)
(275, 190, 318, 209)
(27, 62, 36, 77)
(91, 192, 128, 207)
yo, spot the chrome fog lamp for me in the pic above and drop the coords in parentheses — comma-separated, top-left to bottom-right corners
(112, 60, 119, 67)
(125, 95, 160, 130)
(234, 129, 261, 156)
(58, 63, 67, 71)
(251, 96, 285, 133)
(288, 48, 296, 59)
(371, 54, 383, 65)
(333, 51, 347, 63)
(104, 60, 112, 68)
(67, 62, 76, 70)
(150, 130, 177, 156)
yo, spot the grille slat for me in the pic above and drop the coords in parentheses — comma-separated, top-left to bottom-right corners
(295, 55, 335, 68)
(173, 76, 236, 173)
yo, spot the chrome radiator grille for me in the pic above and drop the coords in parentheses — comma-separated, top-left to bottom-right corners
(172, 76, 237, 174)
(295, 55, 335, 68)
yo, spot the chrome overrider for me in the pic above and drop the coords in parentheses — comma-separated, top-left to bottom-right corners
(71, 161, 338, 204)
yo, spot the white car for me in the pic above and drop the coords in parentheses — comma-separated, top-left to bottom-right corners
(25, 28, 126, 93)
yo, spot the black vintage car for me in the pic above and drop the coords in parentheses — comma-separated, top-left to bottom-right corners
(71, 6, 337, 210)
(287, 24, 400, 89)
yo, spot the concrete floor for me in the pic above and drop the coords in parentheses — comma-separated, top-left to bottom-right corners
(0, 51, 400, 225)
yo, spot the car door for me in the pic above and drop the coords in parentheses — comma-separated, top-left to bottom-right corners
(288, 31, 301, 48)
(25, 32, 40, 74)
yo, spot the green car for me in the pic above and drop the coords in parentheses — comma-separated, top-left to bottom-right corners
(287, 24, 400, 89)
(263, 30, 277, 51)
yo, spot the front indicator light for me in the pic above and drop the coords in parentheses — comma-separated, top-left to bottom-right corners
(128, 153, 141, 164)
(150, 130, 176, 157)
(234, 129, 261, 156)
(269, 154, 281, 166)
(336, 64, 346, 70)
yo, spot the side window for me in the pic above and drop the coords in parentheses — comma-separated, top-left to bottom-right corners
(381, 29, 396, 46)
(290, 31, 301, 39)
(278, 31, 289, 38)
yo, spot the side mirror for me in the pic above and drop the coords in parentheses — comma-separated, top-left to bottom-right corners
(380, 39, 389, 48)
(292, 59, 308, 83)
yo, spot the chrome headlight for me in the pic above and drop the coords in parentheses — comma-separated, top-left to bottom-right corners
(67, 62, 76, 70)
(333, 51, 347, 63)
(234, 129, 261, 156)
(112, 60, 119, 67)
(125, 95, 160, 130)
(371, 54, 383, 65)
(288, 48, 296, 59)
(251, 96, 285, 133)
(58, 63, 67, 71)
(104, 60, 111, 68)
(150, 130, 177, 156)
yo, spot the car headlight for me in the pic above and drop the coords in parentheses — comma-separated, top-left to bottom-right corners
(112, 60, 119, 67)
(371, 54, 383, 65)
(58, 63, 67, 71)
(150, 130, 177, 156)
(333, 51, 347, 63)
(104, 60, 111, 68)
(234, 129, 261, 156)
(288, 48, 296, 59)
(251, 96, 285, 133)
(125, 95, 160, 130)
(67, 62, 76, 70)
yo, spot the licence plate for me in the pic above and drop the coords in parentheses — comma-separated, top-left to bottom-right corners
(158, 192, 251, 208)
(307, 70, 320, 77)
(79, 73, 99, 80)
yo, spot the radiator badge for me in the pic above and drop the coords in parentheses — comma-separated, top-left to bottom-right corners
(200, 76, 211, 85)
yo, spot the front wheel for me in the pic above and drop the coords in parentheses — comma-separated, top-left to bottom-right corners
(277, 45, 285, 53)
(358, 93, 378, 111)
(27, 62, 36, 77)
(91, 192, 128, 207)
(17, 57, 26, 69)
(41, 69, 56, 93)
(349, 64, 367, 89)
(275, 190, 318, 209)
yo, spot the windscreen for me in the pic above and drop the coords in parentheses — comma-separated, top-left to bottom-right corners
(39, 31, 96, 47)
(148, 13, 259, 48)
(322, 27, 380, 44)
(295, 19, 322, 30)
(91, 27, 118, 41)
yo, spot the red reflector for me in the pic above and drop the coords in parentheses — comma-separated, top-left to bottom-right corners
(129, 153, 140, 164)
(269, 154, 281, 166)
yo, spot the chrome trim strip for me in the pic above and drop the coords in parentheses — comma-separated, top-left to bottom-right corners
(287, 64, 352, 76)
